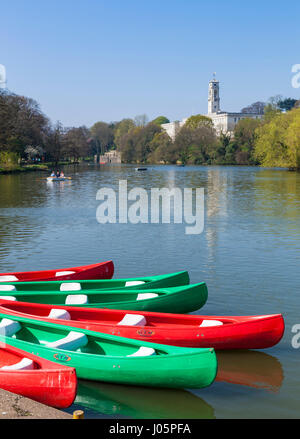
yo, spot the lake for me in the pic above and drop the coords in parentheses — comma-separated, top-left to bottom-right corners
(0, 163, 299, 418)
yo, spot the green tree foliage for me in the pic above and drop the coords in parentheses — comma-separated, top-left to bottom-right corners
(173, 125, 217, 164)
(119, 123, 161, 163)
(185, 114, 213, 130)
(62, 126, 90, 161)
(231, 118, 262, 164)
(254, 108, 300, 170)
(0, 90, 49, 156)
(277, 98, 297, 112)
(148, 132, 172, 163)
(151, 116, 170, 126)
(114, 118, 135, 149)
(44, 122, 64, 165)
(90, 121, 114, 155)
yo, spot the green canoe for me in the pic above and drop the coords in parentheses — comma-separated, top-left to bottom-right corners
(0, 271, 189, 292)
(0, 313, 217, 389)
(0, 283, 207, 313)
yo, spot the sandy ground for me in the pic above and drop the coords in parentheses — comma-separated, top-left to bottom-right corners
(0, 388, 72, 419)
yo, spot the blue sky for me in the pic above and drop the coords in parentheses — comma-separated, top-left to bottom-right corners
(1, 0, 300, 127)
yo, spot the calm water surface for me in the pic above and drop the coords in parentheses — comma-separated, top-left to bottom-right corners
(0, 164, 299, 418)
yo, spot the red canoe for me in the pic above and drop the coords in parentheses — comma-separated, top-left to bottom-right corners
(0, 300, 285, 349)
(0, 260, 114, 282)
(0, 342, 77, 408)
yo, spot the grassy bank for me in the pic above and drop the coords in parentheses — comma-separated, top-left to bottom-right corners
(0, 164, 49, 174)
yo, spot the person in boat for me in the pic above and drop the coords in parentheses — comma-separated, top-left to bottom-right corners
(56, 170, 61, 178)
(50, 171, 55, 177)
(60, 171, 65, 178)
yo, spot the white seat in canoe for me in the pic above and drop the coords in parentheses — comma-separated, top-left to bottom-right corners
(48, 309, 71, 320)
(199, 320, 223, 327)
(65, 294, 88, 305)
(0, 358, 34, 371)
(136, 293, 158, 301)
(0, 285, 16, 292)
(0, 275, 18, 282)
(60, 282, 82, 292)
(125, 281, 145, 287)
(55, 271, 75, 277)
(46, 331, 88, 350)
(117, 314, 147, 326)
(0, 318, 21, 336)
(127, 347, 156, 357)
(0, 296, 17, 301)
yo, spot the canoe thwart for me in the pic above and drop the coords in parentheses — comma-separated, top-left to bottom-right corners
(199, 320, 223, 327)
(0, 318, 21, 336)
(0, 285, 17, 292)
(127, 347, 156, 357)
(55, 271, 75, 277)
(0, 357, 34, 371)
(46, 331, 88, 350)
(60, 282, 82, 292)
(48, 309, 71, 320)
(137, 293, 158, 301)
(0, 276, 18, 282)
(117, 314, 147, 326)
(65, 294, 88, 305)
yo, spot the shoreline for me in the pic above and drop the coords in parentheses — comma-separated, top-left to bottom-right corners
(0, 388, 72, 419)
(0, 165, 49, 175)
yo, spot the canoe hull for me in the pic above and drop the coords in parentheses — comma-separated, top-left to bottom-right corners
(2, 340, 217, 389)
(0, 270, 189, 290)
(0, 283, 207, 314)
(0, 260, 114, 282)
(0, 302, 284, 349)
(0, 344, 77, 408)
(0, 314, 217, 389)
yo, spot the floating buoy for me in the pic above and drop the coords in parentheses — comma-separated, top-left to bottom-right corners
(73, 410, 84, 419)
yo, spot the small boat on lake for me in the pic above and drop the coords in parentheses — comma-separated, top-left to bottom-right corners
(0, 314, 217, 389)
(0, 302, 284, 349)
(135, 167, 147, 171)
(0, 343, 77, 408)
(47, 176, 70, 181)
(0, 260, 114, 282)
(0, 283, 207, 313)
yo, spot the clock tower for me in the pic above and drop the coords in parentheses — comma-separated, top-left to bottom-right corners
(208, 74, 220, 114)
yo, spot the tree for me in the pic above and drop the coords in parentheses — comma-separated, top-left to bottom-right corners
(0, 90, 49, 157)
(277, 98, 297, 112)
(151, 116, 170, 126)
(241, 101, 265, 114)
(232, 118, 262, 165)
(62, 126, 90, 161)
(90, 121, 114, 157)
(114, 118, 135, 149)
(134, 114, 149, 127)
(148, 131, 172, 163)
(185, 114, 213, 130)
(254, 108, 300, 170)
(173, 125, 217, 165)
(44, 122, 64, 165)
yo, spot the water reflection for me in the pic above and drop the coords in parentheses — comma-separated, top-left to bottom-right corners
(71, 350, 284, 419)
(74, 380, 215, 419)
(216, 350, 284, 392)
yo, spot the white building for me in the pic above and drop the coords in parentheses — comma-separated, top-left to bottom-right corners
(162, 77, 263, 140)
